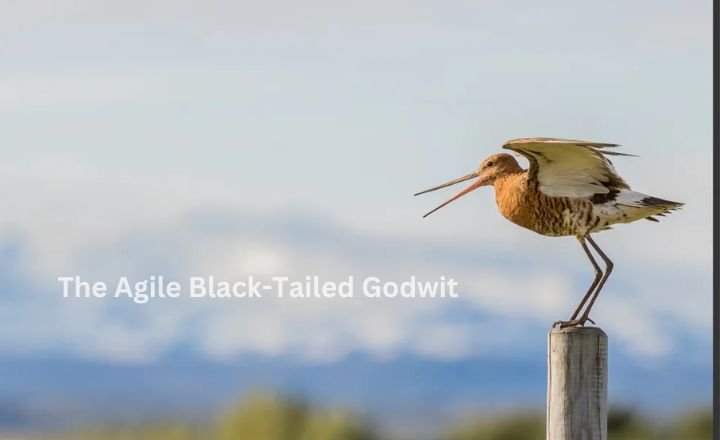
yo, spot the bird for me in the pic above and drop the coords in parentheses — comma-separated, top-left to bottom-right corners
(415, 137, 683, 328)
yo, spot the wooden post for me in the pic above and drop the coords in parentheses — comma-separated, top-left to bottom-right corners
(547, 326, 608, 440)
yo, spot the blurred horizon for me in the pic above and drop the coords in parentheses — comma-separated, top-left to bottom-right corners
(0, 0, 712, 437)
(3, 393, 712, 440)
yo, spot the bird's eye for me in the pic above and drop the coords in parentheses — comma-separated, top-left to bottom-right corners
(486, 161, 494, 167)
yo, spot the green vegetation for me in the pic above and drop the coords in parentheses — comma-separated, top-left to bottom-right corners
(441, 408, 712, 440)
(442, 412, 544, 440)
(213, 395, 374, 440)
(51, 396, 710, 440)
(664, 409, 713, 440)
(58, 395, 374, 440)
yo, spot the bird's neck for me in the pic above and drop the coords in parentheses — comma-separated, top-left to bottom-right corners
(493, 171, 527, 196)
(493, 171, 531, 223)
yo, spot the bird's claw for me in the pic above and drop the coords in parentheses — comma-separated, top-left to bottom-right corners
(552, 317, 595, 329)
(553, 319, 582, 329)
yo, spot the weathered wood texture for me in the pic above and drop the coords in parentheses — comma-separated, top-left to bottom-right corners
(547, 326, 608, 440)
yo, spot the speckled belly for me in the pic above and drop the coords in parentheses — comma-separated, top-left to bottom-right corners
(499, 192, 599, 238)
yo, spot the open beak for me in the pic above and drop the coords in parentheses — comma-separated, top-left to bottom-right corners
(414, 172, 483, 218)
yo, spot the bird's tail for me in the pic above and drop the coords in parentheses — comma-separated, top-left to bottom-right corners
(616, 191, 684, 222)
(636, 196, 684, 222)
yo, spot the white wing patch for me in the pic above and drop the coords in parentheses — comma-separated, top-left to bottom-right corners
(503, 138, 632, 199)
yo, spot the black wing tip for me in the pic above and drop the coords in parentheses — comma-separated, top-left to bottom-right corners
(584, 142, 620, 148)
(600, 151, 638, 157)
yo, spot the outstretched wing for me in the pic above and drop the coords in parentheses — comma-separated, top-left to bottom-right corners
(502, 137, 634, 198)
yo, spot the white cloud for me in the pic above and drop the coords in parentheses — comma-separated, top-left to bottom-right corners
(598, 297, 674, 358)
(412, 323, 474, 360)
(0, 183, 708, 365)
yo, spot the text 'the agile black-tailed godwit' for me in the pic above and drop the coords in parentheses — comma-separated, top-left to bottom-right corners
(415, 138, 683, 328)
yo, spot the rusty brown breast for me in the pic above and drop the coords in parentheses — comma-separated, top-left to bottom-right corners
(493, 172, 600, 237)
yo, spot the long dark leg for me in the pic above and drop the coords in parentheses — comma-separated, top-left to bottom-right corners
(578, 235, 613, 323)
(569, 236, 603, 321)
(554, 236, 603, 328)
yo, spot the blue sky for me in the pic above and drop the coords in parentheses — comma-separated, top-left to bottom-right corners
(0, 0, 712, 429)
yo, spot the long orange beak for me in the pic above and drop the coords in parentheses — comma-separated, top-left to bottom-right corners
(414, 172, 483, 218)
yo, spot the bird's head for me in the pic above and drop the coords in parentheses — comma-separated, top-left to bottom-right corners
(414, 153, 522, 218)
(477, 153, 523, 185)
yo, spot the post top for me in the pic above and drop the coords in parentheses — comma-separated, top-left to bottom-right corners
(549, 325, 607, 337)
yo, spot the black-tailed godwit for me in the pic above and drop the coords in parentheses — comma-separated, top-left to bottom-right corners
(415, 138, 683, 328)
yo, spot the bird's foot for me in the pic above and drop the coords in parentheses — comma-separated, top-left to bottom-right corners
(552, 317, 595, 329)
